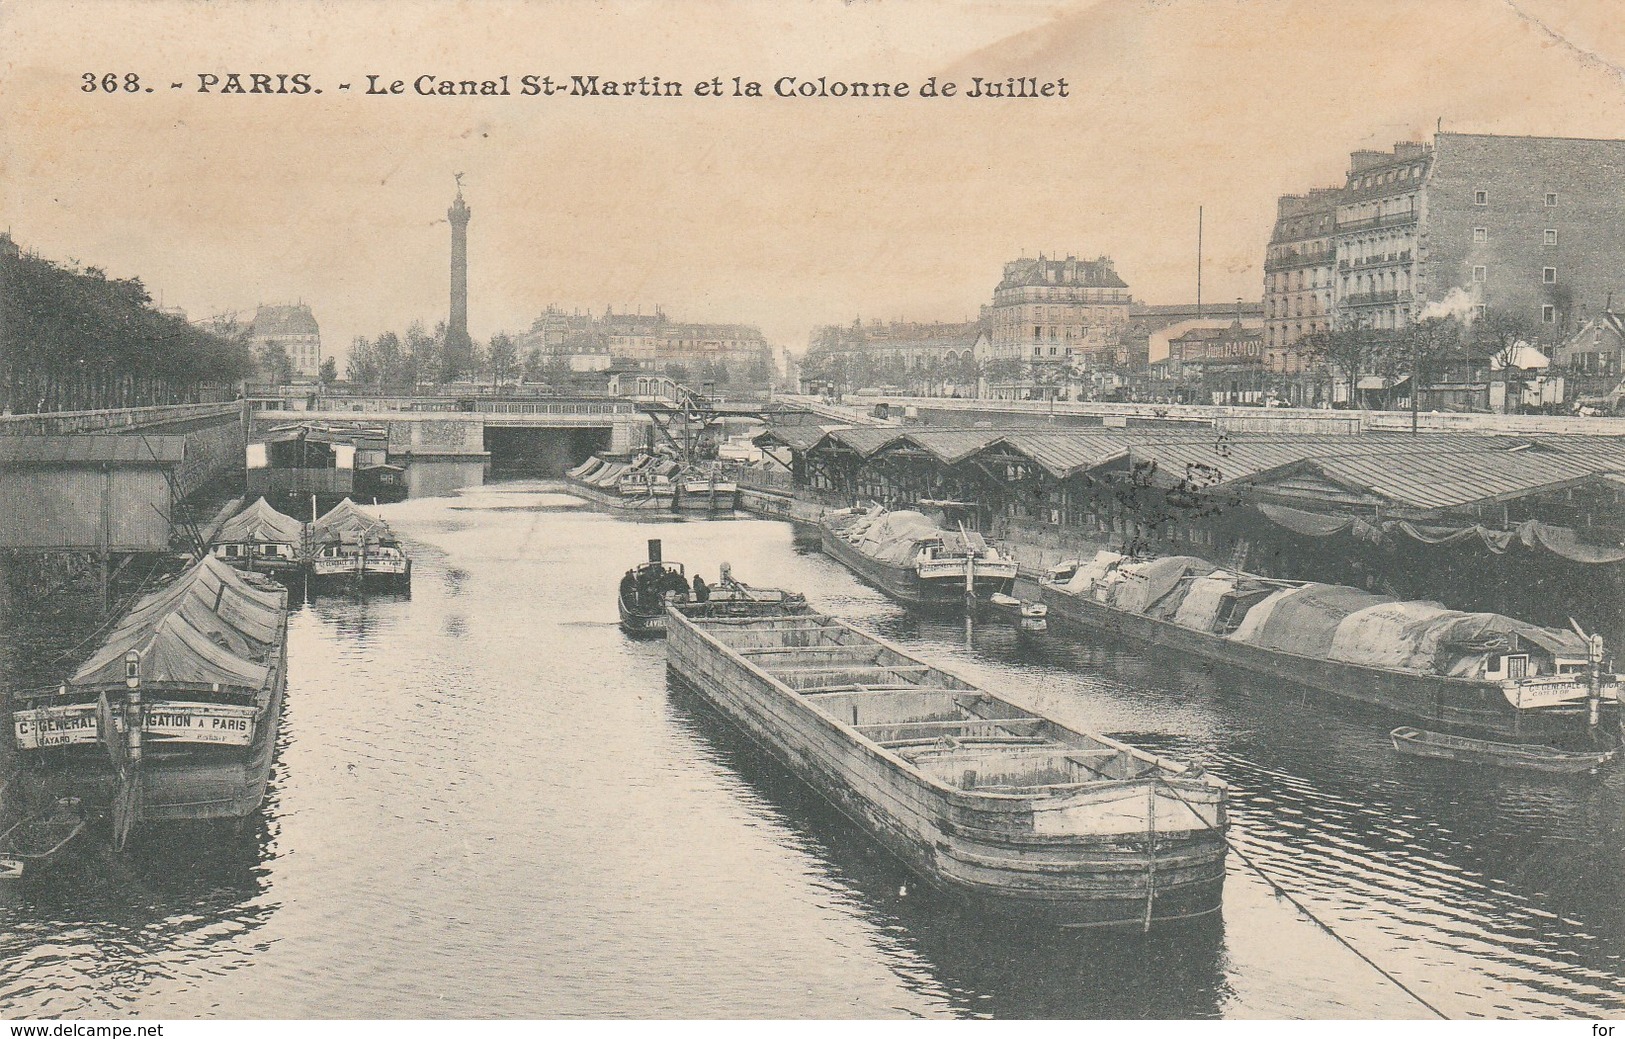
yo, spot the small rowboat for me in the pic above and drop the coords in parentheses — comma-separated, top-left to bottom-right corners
(988, 592, 1048, 634)
(0, 798, 87, 879)
(1390, 726, 1620, 774)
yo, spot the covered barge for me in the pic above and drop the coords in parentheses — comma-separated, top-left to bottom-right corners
(8, 556, 290, 845)
(1041, 552, 1620, 743)
(820, 505, 1018, 609)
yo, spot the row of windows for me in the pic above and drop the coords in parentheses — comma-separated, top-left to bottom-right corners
(1471, 265, 1559, 284)
(1270, 268, 1330, 292)
(1475, 189, 1559, 207)
(1027, 325, 1108, 342)
(1353, 164, 1426, 190)
(997, 287, 1126, 303)
(1471, 227, 1561, 246)
(999, 306, 1122, 322)
(1268, 294, 1331, 319)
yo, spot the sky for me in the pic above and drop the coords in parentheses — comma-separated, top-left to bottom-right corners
(4, 0, 1625, 365)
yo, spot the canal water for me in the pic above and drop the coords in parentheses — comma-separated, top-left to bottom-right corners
(3, 479, 1625, 1018)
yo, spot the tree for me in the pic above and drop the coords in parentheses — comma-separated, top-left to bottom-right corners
(983, 357, 1023, 388)
(542, 353, 572, 388)
(347, 336, 380, 387)
(373, 331, 405, 392)
(665, 362, 691, 386)
(404, 320, 440, 390)
(0, 247, 252, 412)
(487, 332, 518, 388)
(259, 342, 294, 385)
(1397, 316, 1462, 413)
(318, 356, 338, 386)
(522, 347, 547, 383)
(1304, 325, 1390, 408)
(745, 353, 774, 386)
(1473, 308, 1542, 413)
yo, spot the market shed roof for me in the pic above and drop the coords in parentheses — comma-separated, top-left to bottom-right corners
(1240, 450, 1620, 513)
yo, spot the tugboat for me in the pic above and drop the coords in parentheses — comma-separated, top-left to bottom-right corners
(618, 542, 811, 635)
(618, 539, 690, 636)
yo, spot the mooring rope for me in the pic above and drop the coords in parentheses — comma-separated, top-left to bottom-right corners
(47, 553, 170, 665)
(1156, 778, 1450, 1020)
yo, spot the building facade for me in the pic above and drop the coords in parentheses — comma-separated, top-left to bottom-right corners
(1332, 141, 1431, 332)
(248, 304, 321, 378)
(518, 305, 773, 380)
(1418, 134, 1625, 334)
(1264, 132, 1625, 406)
(988, 255, 1132, 370)
(1263, 188, 1340, 382)
(1157, 320, 1267, 403)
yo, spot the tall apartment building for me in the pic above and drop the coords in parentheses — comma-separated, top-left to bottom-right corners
(1332, 141, 1433, 333)
(1263, 188, 1340, 377)
(248, 303, 321, 378)
(1268, 133, 1625, 357)
(1417, 134, 1625, 332)
(988, 255, 1132, 370)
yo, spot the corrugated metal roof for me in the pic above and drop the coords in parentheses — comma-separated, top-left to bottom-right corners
(1127, 441, 1318, 485)
(1303, 451, 1611, 511)
(983, 432, 1140, 476)
(754, 423, 836, 453)
(878, 429, 1009, 465)
(0, 435, 185, 465)
(816, 427, 907, 456)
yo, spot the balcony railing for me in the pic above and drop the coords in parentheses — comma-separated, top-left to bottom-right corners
(1338, 250, 1412, 271)
(1339, 290, 1403, 307)
(1336, 210, 1419, 232)
(1264, 249, 1333, 272)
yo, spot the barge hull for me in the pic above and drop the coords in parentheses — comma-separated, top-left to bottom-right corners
(1040, 585, 1608, 742)
(820, 530, 1012, 608)
(565, 478, 675, 512)
(667, 613, 1226, 929)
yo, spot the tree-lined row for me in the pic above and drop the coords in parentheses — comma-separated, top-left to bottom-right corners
(344, 324, 773, 392)
(1302, 308, 1544, 413)
(800, 348, 992, 396)
(1, 247, 254, 413)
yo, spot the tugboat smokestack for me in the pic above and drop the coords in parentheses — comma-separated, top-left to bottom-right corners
(648, 539, 662, 563)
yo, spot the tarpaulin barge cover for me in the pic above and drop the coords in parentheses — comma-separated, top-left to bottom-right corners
(1041, 551, 1620, 743)
(9, 555, 290, 830)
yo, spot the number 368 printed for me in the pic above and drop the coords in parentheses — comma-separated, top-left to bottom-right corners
(82, 73, 143, 92)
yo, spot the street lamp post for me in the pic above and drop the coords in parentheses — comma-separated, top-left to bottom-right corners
(1411, 327, 1420, 436)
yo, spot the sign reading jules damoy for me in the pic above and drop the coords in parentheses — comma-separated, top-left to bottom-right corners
(13, 700, 257, 749)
